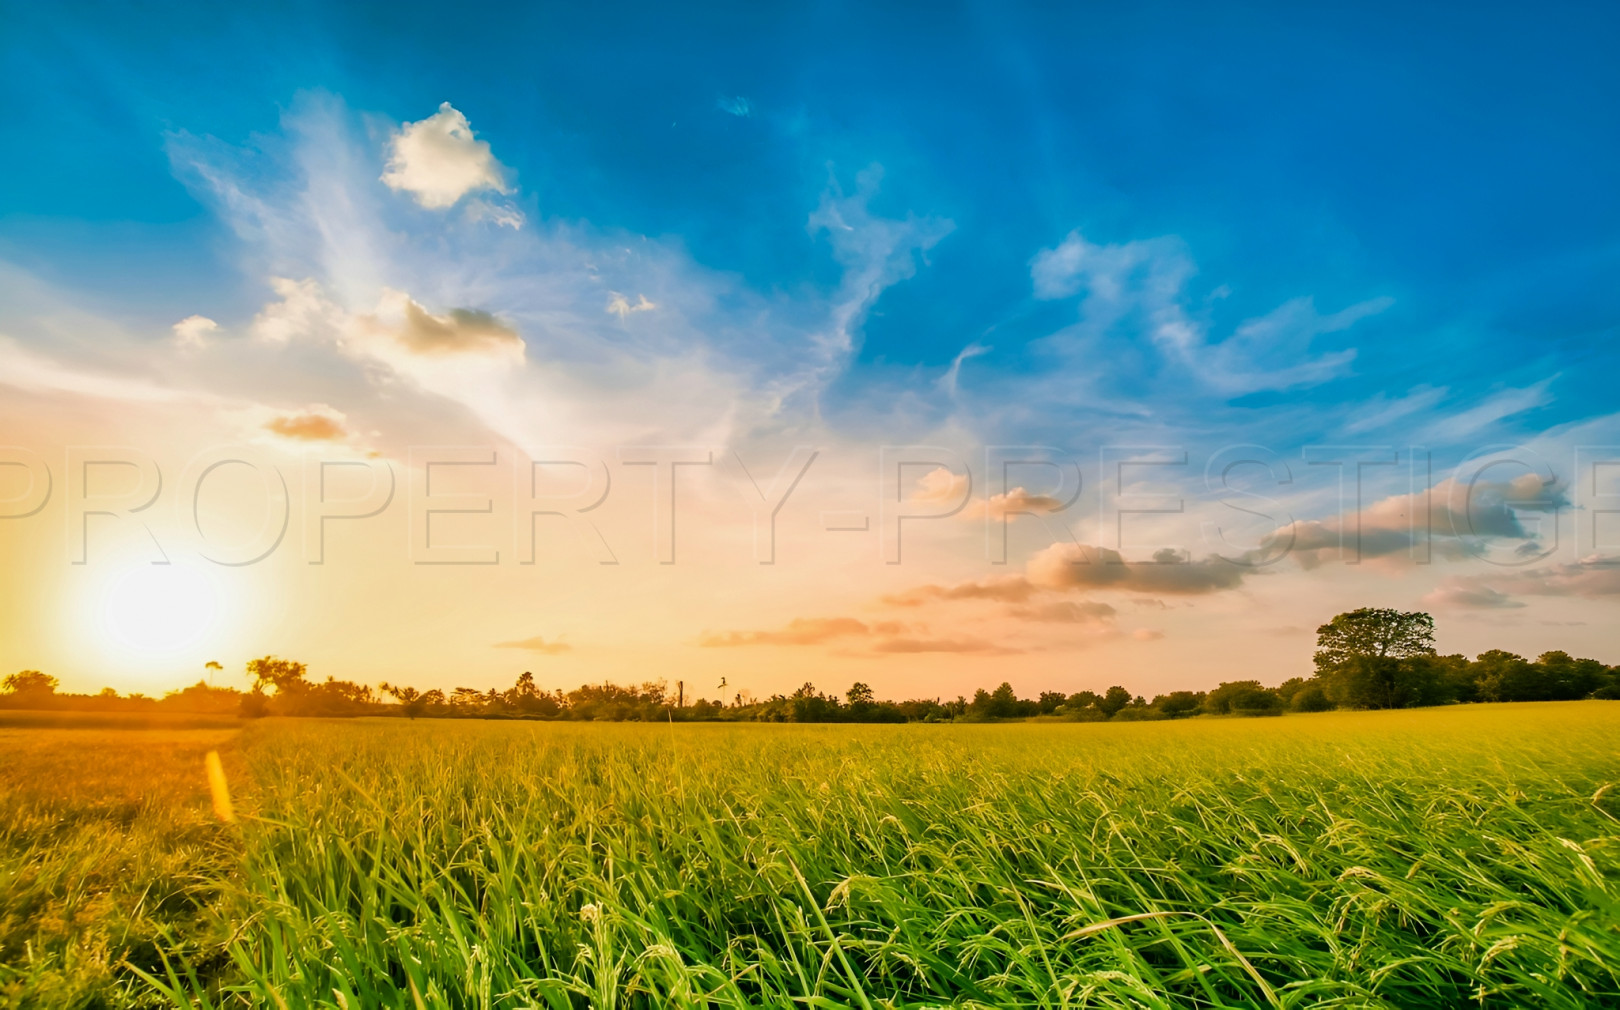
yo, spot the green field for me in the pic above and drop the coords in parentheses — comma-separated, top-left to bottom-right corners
(3, 704, 1618, 1008)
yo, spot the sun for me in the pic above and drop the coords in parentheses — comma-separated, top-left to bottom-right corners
(96, 563, 227, 657)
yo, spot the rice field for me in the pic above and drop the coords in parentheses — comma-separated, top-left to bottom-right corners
(3, 703, 1619, 1008)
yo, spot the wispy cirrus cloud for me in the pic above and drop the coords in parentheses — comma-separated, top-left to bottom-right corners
(494, 636, 573, 654)
(1424, 560, 1620, 608)
(700, 617, 883, 647)
(1030, 229, 1388, 396)
(883, 576, 1037, 606)
(869, 635, 1022, 655)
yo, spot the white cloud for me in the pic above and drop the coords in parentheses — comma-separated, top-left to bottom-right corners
(805, 167, 953, 369)
(939, 342, 990, 396)
(606, 292, 657, 319)
(171, 315, 219, 352)
(911, 465, 969, 505)
(465, 198, 525, 230)
(1342, 384, 1448, 435)
(962, 487, 1066, 520)
(381, 102, 511, 209)
(0, 336, 204, 405)
(1029, 229, 1388, 396)
(249, 277, 523, 367)
(251, 277, 343, 345)
(1420, 378, 1556, 442)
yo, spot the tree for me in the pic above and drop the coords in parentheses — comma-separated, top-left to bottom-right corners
(380, 682, 426, 719)
(1153, 690, 1204, 718)
(246, 656, 308, 694)
(1205, 681, 1282, 715)
(989, 682, 1020, 718)
(1099, 685, 1132, 718)
(846, 682, 875, 708)
(1290, 686, 1334, 712)
(1066, 690, 1101, 712)
(1534, 651, 1607, 700)
(3, 670, 58, 698)
(1314, 609, 1439, 709)
(1472, 650, 1538, 702)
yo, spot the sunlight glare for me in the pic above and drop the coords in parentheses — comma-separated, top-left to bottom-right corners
(97, 563, 225, 656)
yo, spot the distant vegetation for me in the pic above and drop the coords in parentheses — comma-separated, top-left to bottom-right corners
(5, 609, 1616, 723)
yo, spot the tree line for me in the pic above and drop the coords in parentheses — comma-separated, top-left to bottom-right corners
(4, 609, 1617, 723)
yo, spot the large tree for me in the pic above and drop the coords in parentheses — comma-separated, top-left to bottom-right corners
(246, 656, 309, 694)
(3, 670, 58, 699)
(1314, 608, 1441, 709)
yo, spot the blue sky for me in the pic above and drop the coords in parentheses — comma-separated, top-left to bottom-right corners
(3, 2, 1619, 691)
(7, 2, 1618, 430)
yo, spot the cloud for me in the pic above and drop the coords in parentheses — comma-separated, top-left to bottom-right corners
(264, 407, 351, 442)
(1428, 560, 1620, 603)
(1131, 628, 1165, 641)
(365, 291, 523, 358)
(1027, 543, 1250, 594)
(0, 336, 207, 405)
(1276, 473, 1567, 569)
(700, 617, 875, 647)
(939, 342, 990, 396)
(869, 635, 1023, 655)
(251, 277, 344, 345)
(494, 636, 573, 654)
(962, 487, 1066, 520)
(465, 198, 525, 230)
(251, 278, 523, 364)
(911, 465, 969, 504)
(381, 102, 511, 209)
(1420, 378, 1555, 442)
(1029, 229, 1387, 395)
(1421, 582, 1526, 610)
(606, 292, 657, 319)
(885, 543, 1249, 611)
(1343, 385, 1448, 435)
(717, 96, 753, 117)
(804, 166, 954, 378)
(882, 575, 1038, 606)
(1006, 600, 1118, 626)
(172, 315, 219, 351)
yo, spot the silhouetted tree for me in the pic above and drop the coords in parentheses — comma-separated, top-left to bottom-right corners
(3, 670, 58, 700)
(380, 682, 426, 719)
(246, 656, 309, 694)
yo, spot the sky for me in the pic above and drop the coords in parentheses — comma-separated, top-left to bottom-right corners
(2, 1, 1618, 700)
